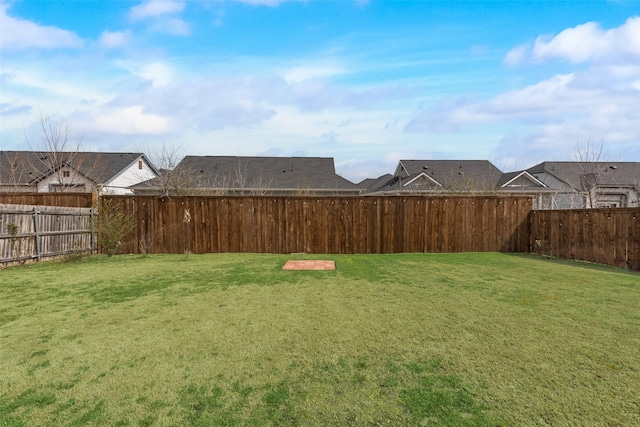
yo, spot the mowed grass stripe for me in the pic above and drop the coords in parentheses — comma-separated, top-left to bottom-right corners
(1, 253, 638, 426)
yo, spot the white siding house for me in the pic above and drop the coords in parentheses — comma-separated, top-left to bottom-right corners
(0, 151, 159, 195)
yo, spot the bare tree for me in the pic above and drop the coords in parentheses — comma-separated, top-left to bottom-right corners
(572, 136, 607, 208)
(248, 173, 273, 196)
(0, 151, 31, 191)
(439, 171, 499, 194)
(138, 143, 205, 196)
(201, 160, 274, 196)
(233, 161, 273, 195)
(23, 115, 97, 192)
(631, 177, 640, 207)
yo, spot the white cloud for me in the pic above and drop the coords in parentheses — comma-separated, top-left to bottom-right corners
(231, 0, 364, 6)
(164, 18, 191, 36)
(282, 65, 347, 83)
(128, 0, 191, 35)
(408, 68, 640, 130)
(5, 62, 110, 103)
(98, 30, 130, 49)
(89, 106, 171, 135)
(233, 0, 291, 6)
(0, 2, 83, 50)
(407, 54, 640, 165)
(504, 43, 530, 66)
(534, 22, 605, 63)
(411, 16, 640, 163)
(506, 16, 640, 65)
(129, 0, 185, 20)
(116, 60, 175, 87)
(0, 102, 31, 116)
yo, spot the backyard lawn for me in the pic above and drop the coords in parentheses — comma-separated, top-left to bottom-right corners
(1, 253, 639, 426)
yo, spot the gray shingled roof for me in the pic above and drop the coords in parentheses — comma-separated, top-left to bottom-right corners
(527, 161, 640, 191)
(0, 151, 151, 185)
(497, 171, 522, 187)
(173, 156, 359, 191)
(373, 160, 504, 193)
(356, 174, 394, 192)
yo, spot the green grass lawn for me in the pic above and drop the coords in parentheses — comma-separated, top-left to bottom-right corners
(1, 253, 639, 426)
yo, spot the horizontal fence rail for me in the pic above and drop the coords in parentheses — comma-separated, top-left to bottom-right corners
(529, 208, 640, 270)
(0, 204, 96, 266)
(1, 193, 637, 271)
(106, 195, 533, 255)
(0, 192, 94, 208)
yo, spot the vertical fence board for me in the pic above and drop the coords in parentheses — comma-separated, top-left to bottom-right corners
(5, 193, 636, 271)
(1, 204, 93, 265)
(530, 208, 639, 270)
(103, 195, 533, 256)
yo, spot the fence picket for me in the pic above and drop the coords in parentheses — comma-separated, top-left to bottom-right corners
(2, 193, 637, 271)
(0, 204, 94, 266)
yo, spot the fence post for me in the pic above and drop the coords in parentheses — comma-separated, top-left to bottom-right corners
(90, 208, 96, 255)
(33, 207, 41, 262)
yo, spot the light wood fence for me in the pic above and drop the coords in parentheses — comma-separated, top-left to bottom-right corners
(0, 204, 96, 266)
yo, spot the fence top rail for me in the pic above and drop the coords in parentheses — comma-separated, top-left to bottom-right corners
(0, 210, 94, 217)
(0, 204, 93, 215)
(103, 194, 535, 202)
(532, 207, 640, 214)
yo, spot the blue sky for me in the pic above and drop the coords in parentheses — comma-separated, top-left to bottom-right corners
(1, 0, 639, 182)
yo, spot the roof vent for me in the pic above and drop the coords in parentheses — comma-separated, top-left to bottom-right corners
(609, 165, 617, 170)
(423, 166, 428, 170)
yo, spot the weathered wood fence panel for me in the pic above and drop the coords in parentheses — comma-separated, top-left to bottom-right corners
(529, 208, 640, 270)
(107, 195, 533, 255)
(0, 204, 95, 266)
(2, 193, 637, 271)
(0, 193, 94, 208)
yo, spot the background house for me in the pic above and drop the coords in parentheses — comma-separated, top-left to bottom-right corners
(364, 160, 534, 193)
(363, 160, 556, 208)
(367, 160, 505, 194)
(134, 156, 361, 196)
(0, 151, 158, 194)
(526, 161, 640, 208)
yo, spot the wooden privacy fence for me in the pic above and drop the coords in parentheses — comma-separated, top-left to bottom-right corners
(0, 192, 94, 208)
(529, 208, 640, 270)
(107, 195, 533, 255)
(1, 193, 637, 271)
(0, 204, 96, 266)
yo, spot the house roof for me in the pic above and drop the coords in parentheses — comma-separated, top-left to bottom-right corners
(171, 156, 360, 192)
(0, 151, 153, 186)
(356, 174, 394, 192)
(527, 161, 640, 191)
(374, 160, 504, 193)
(497, 170, 548, 189)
